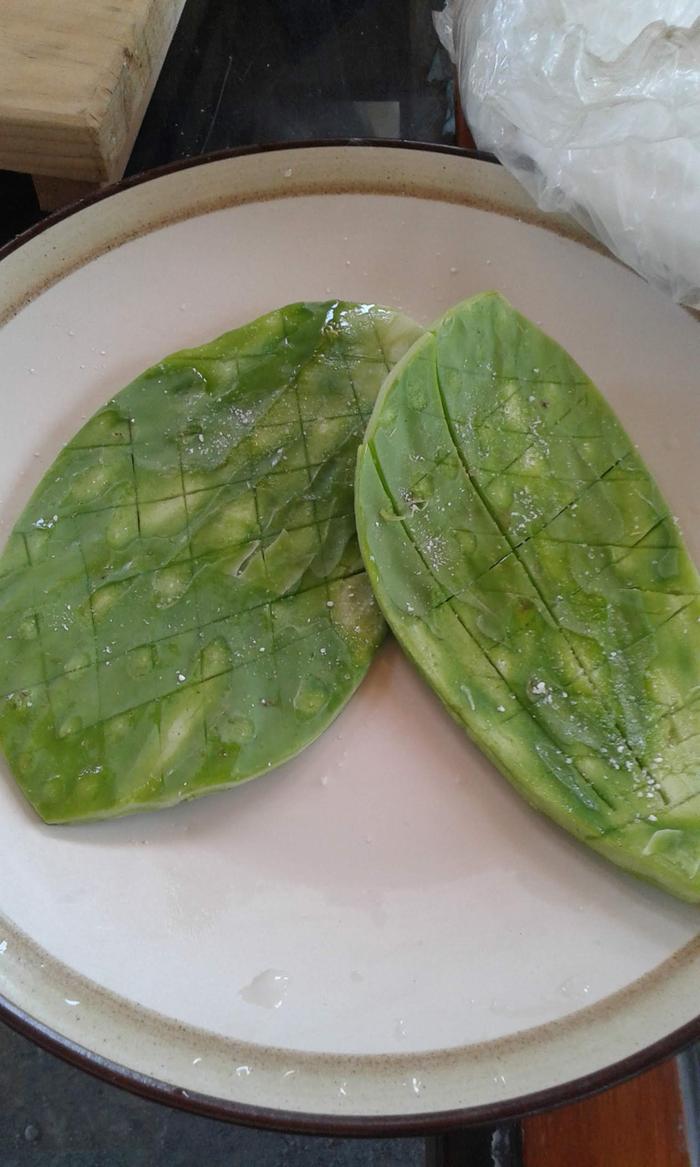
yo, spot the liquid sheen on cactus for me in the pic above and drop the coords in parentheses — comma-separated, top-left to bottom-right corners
(0, 301, 422, 822)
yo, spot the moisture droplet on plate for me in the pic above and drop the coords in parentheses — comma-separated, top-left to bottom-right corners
(559, 975, 591, 999)
(394, 1018, 407, 1041)
(283, 168, 293, 177)
(235, 1065, 252, 1077)
(0, 939, 7, 954)
(240, 968, 290, 1010)
(64, 998, 80, 1007)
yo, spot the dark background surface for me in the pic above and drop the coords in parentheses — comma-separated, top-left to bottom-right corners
(0, 1021, 428, 1167)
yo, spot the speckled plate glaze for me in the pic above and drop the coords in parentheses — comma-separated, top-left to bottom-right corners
(0, 144, 699, 1134)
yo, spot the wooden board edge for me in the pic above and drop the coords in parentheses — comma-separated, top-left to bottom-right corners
(92, 0, 188, 182)
(0, 0, 186, 184)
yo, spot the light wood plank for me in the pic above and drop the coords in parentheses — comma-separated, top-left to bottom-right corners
(0, 0, 186, 183)
(32, 175, 104, 213)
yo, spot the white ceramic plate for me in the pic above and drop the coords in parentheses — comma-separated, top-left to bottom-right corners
(1, 144, 699, 1133)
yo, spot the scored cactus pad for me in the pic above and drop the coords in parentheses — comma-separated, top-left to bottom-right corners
(356, 292, 700, 902)
(0, 301, 422, 822)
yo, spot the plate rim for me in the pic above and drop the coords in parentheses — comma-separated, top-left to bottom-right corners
(0, 138, 497, 266)
(3, 983, 700, 1137)
(1, 138, 698, 1135)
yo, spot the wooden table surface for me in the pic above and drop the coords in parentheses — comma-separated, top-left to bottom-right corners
(523, 1059, 690, 1167)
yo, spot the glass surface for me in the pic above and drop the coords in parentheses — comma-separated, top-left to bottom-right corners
(127, 0, 453, 176)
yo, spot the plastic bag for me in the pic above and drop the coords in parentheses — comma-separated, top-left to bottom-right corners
(435, 0, 700, 308)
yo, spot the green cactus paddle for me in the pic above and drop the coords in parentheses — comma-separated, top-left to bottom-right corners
(356, 292, 700, 902)
(0, 301, 421, 822)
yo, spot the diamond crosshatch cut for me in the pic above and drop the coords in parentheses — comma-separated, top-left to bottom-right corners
(0, 302, 423, 822)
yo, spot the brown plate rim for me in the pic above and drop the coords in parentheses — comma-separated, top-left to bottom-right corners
(0, 138, 497, 265)
(2, 986, 699, 1136)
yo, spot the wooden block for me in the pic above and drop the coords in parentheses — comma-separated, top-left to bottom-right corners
(32, 176, 104, 213)
(522, 1058, 690, 1167)
(0, 0, 186, 185)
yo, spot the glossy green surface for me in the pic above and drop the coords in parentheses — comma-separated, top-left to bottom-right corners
(0, 301, 422, 822)
(356, 292, 700, 902)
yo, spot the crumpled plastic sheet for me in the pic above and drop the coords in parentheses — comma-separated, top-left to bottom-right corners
(435, 0, 700, 308)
